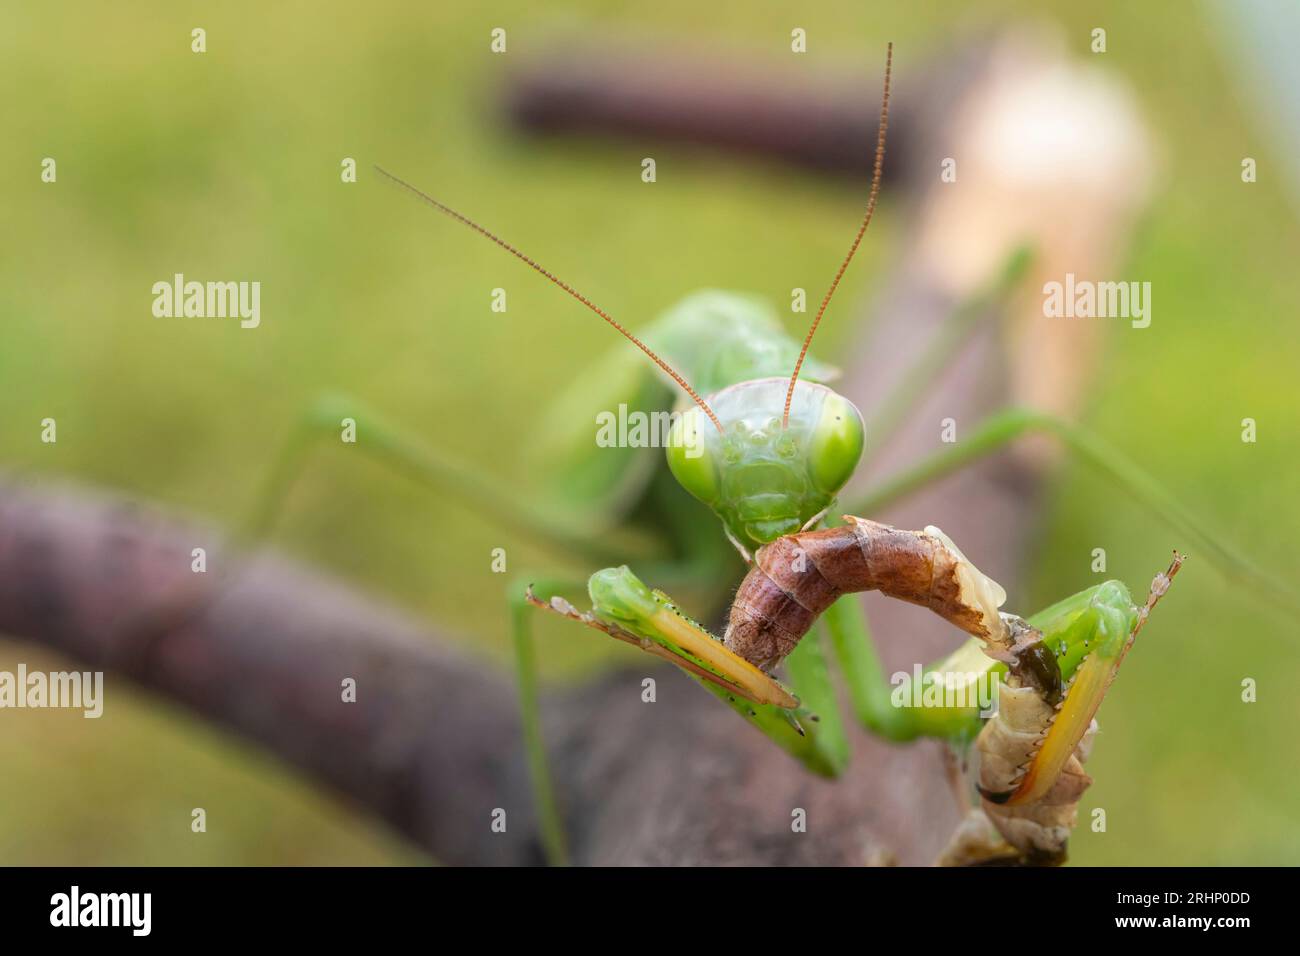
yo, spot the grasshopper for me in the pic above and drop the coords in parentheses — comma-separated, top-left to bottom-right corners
(250, 45, 1278, 865)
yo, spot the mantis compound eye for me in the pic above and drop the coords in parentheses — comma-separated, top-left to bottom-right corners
(806, 392, 865, 496)
(665, 407, 721, 506)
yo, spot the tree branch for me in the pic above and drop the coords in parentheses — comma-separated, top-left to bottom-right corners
(0, 476, 539, 866)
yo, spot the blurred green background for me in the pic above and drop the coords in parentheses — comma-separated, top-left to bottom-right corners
(1, 1, 1296, 865)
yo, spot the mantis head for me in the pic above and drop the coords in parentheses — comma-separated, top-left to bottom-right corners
(665, 378, 864, 555)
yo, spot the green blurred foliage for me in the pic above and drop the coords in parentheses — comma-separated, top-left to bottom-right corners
(0, 1, 1296, 864)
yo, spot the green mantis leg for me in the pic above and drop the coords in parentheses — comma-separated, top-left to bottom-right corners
(115, 393, 620, 664)
(846, 407, 1293, 609)
(511, 559, 752, 868)
(508, 573, 583, 868)
(526, 555, 1178, 867)
(824, 593, 993, 745)
(518, 553, 825, 866)
(997, 583, 1138, 805)
(534, 562, 1157, 785)
(826, 563, 1175, 755)
(857, 244, 1035, 459)
(243, 391, 641, 565)
(935, 580, 1152, 866)
(530, 566, 850, 778)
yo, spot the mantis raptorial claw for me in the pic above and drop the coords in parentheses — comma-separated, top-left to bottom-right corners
(524, 572, 861, 777)
(1002, 552, 1184, 808)
(525, 578, 797, 709)
(526, 586, 753, 701)
(953, 554, 1185, 864)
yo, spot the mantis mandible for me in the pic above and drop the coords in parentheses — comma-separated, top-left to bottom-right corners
(244, 44, 1282, 865)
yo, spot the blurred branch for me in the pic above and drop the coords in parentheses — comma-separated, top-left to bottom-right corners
(0, 476, 538, 865)
(503, 37, 992, 181)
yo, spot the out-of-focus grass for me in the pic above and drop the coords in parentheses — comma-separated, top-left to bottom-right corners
(0, 1, 1296, 864)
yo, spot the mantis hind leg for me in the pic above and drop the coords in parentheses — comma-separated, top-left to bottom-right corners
(242, 391, 639, 565)
(847, 407, 1292, 609)
(823, 593, 994, 744)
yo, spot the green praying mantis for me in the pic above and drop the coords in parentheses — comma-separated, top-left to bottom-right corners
(242, 44, 1287, 866)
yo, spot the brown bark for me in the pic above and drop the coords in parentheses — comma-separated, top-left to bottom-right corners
(0, 476, 538, 865)
(501, 37, 992, 182)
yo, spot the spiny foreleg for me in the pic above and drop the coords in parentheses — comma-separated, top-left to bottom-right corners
(953, 553, 1184, 865)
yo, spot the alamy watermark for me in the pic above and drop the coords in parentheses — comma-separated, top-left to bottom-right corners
(50, 886, 150, 936)
(890, 664, 1000, 717)
(152, 273, 260, 328)
(0, 665, 103, 718)
(595, 403, 703, 458)
(1042, 273, 1151, 328)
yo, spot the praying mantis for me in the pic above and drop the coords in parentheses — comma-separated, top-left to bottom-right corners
(244, 44, 1284, 866)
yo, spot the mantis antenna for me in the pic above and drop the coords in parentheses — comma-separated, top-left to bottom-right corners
(782, 42, 892, 428)
(374, 164, 725, 434)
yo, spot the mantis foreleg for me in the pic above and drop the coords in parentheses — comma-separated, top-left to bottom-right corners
(949, 554, 1184, 865)
(528, 567, 848, 777)
(531, 534, 1183, 868)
